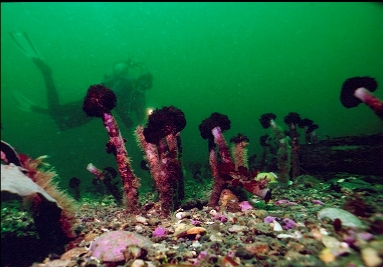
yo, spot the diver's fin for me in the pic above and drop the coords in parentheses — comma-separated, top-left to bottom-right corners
(12, 90, 36, 112)
(9, 31, 40, 58)
(12, 91, 49, 115)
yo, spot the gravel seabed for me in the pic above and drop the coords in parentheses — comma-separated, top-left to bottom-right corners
(27, 175, 383, 267)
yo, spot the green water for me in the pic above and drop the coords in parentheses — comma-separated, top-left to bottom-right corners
(1, 2, 383, 194)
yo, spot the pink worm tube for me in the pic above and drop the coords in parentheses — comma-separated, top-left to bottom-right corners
(102, 113, 140, 214)
(211, 127, 233, 164)
(355, 87, 383, 120)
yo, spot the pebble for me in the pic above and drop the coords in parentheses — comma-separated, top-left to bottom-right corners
(319, 248, 335, 264)
(321, 235, 350, 256)
(192, 241, 202, 248)
(130, 259, 145, 267)
(317, 207, 365, 229)
(210, 233, 223, 242)
(135, 215, 148, 225)
(175, 211, 191, 219)
(147, 217, 160, 226)
(60, 247, 88, 260)
(173, 223, 193, 236)
(361, 247, 382, 267)
(228, 225, 249, 233)
(186, 226, 207, 235)
(235, 246, 254, 259)
(135, 225, 145, 233)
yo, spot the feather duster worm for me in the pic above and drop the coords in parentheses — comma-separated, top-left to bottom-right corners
(341, 76, 383, 121)
(199, 113, 271, 207)
(259, 113, 291, 186)
(83, 84, 140, 213)
(284, 112, 302, 180)
(86, 163, 122, 204)
(230, 133, 250, 170)
(136, 106, 186, 217)
(199, 112, 232, 207)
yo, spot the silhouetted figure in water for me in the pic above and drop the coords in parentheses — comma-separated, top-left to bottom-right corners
(15, 57, 153, 131)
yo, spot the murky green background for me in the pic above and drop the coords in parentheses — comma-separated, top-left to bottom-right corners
(1, 3, 383, 194)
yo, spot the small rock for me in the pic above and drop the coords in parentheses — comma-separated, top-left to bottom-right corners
(321, 235, 350, 257)
(210, 233, 223, 242)
(60, 247, 88, 260)
(173, 223, 193, 236)
(175, 211, 191, 219)
(317, 207, 365, 229)
(89, 231, 152, 263)
(147, 217, 160, 226)
(185, 226, 207, 236)
(84, 232, 98, 242)
(244, 242, 269, 256)
(124, 244, 148, 261)
(130, 259, 146, 267)
(192, 241, 202, 248)
(228, 225, 249, 233)
(135, 215, 148, 225)
(235, 246, 254, 260)
(135, 225, 145, 233)
(319, 248, 335, 264)
(361, 247, 382, 267)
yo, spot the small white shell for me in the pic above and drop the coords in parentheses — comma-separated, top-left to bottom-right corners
(277, 234, 294, 239)
(175, 212, 184, 219)
(209, 209, 218, 216)
(272, 220, 283, 232)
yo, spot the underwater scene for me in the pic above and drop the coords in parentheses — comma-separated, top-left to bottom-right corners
(1, 2, 383, 267)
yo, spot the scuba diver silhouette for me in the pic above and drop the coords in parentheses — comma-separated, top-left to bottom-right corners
(14, 57, 153, 131)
